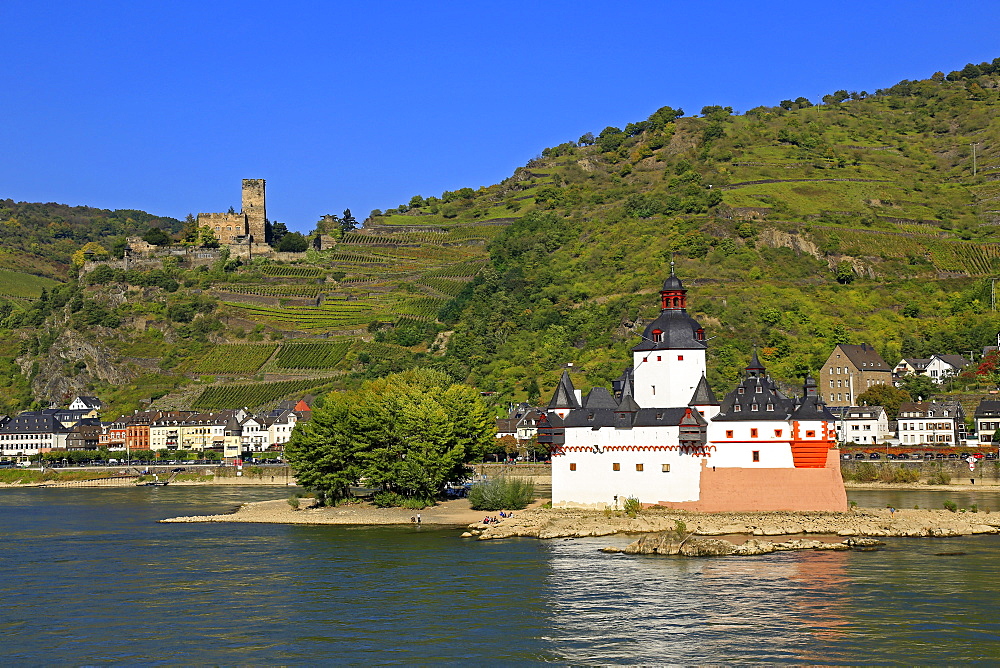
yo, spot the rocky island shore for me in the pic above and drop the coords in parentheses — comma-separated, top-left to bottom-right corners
(466, 506, 1000, 540)
(164, 498, 1000, 543)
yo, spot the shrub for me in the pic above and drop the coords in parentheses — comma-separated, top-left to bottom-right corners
(879, 466, 920, 483)
(944, 500, 958, 512)
(927, 470, 952, 485)
(373, 491, 406, 508)
(847, 462, 879, 482)
(287, 495, 300, 510)
(468, 476, 535, 511)
(622, 496, 641, 518)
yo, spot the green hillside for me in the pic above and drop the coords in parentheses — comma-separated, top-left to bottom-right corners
(7, 59, 1000, 416)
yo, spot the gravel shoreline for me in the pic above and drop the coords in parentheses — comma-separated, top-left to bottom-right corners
(161, 498, 507, 526)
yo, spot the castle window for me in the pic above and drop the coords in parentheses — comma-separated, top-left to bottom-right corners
(677, 355, 684, 361)
(696, 328, 705, 341)
(756, 386, 762, 393)
(774, 429, 782, 437)
(656, 412, 663, 420)
(750, 428, 758, 438)
(738, 387, 744, 395)
(612, 463, 621, 471)
(569, 463, 576, 471)
(662, 464, 670, 472)
(652, 330, 662, 342)
(734, 404, 741, 412)
(635, 464, 644, 472)
(725, 430, 733, 438)
(806, 430, 815, 437)
(752, 450, 760, 462)
(766, 403, 774, 411)
(215, 226, 221, 231)
(657, 356, 661, 361)
(751, 403, 759, 411)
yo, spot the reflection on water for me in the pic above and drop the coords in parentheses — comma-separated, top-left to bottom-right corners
(2, 487, 1000, 663)
(543, 535, 1000, 663)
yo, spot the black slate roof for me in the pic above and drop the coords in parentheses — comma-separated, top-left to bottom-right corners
(688, 374, 718, 406)
(975, 400, 1000, 418)
(562, 406, 706, 429)
(0, 413, 71, 434)
(632, 309, 706, 352)
(583, 387, 618, 409)
(547, 370, 581, 410)
(714, 357, 794, 422)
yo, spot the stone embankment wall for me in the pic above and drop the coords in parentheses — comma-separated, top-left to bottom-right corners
(841, 458, 1000, 481)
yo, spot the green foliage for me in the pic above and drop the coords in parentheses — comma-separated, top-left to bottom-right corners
(285, 368, 494, 504)
(856, 384, 911, 421)
(622, 496, 642, 517)
(468, 476, 535, 511)
(928, 470, 952, 485)
(878, 466, 920, 483)
(142, 227, 172, 246)
(276, 232, 309, 252)
(944, 500, 958, 512)
(899, 374, 937, 401)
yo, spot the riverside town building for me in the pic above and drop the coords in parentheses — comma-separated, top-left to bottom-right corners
(538, 271, 848, 512)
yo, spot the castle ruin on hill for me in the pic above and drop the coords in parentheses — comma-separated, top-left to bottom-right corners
(198, 179, 268, 245)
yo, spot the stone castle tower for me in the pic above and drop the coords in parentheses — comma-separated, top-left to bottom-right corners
(241, 179, 266, 241)
(198, 179, 267, 245)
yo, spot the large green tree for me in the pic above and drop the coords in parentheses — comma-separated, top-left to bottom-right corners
(285, 368, 494, 504)
(856, 383, 911, 420)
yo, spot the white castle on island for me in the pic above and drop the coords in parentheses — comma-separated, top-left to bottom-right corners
(538, 270, 848, 512)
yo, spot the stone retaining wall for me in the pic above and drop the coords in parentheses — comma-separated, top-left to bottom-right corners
(841, 458, 1000, 481)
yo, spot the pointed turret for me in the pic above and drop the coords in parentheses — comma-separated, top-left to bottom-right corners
(613, 392, 640, 429)
(745, 349, 765, 378)
(612, 366, 634, 402)
(547, 370, 580, 418)
(688, 374, 718, 406)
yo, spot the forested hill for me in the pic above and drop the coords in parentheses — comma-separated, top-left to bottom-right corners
(390, 60, 1000, 400)
(0, 200, 182, 277)
(7, 60, 1000, 416)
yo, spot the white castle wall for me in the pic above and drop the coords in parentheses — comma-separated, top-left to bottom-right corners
(552, 448, 703, 508)
(632, 349, 706, 407)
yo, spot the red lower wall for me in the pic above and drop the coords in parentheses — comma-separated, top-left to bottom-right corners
(655, 449, 848, 512)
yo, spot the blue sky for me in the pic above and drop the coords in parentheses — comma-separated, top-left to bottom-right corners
(4, 0, 1000, 232)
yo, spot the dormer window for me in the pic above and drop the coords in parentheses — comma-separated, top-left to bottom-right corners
(756, 386, 762, 393)
(738, 387, 745, 395)
(751, 403, 759, 411)
(652, 329, 662, 343)
(766, 403, 774, 411)
(734, 404, 741, 412)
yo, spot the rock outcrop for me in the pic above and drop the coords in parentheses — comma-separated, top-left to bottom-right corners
(600, 531, 885, 557)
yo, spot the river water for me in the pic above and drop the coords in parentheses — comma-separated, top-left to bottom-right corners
(2, 485, 1000, 664)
